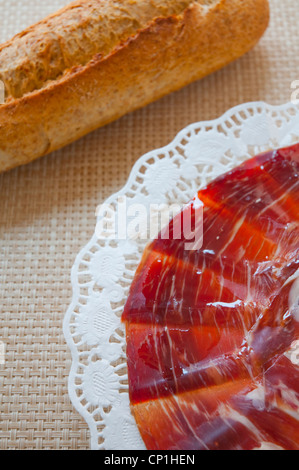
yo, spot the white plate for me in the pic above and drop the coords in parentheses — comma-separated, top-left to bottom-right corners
(63, 101, 299, 450)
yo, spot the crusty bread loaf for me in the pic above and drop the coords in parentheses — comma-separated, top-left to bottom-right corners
(0, 0, 269, 172)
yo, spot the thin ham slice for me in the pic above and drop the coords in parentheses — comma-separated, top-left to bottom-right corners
(122, 143, 299, 450)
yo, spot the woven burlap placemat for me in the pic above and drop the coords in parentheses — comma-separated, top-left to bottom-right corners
(0, 0, 298, 450)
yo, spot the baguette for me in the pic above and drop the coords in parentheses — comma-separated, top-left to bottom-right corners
(0, 0, 269, 172)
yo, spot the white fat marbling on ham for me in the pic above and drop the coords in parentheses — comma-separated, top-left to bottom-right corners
(278, 383, 299, 419)
(288, 269, 299, 322)
(218, 402, 263, 442)
(255, 442, 284, 450)
(246, 384, 266, 411)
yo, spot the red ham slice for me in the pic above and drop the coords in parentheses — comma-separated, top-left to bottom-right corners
(122, 143, 299, 450)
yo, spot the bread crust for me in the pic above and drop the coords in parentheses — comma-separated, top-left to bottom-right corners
(0, 0, 269, 172)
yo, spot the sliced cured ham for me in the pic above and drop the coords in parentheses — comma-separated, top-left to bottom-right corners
(122, 143, 299, 450)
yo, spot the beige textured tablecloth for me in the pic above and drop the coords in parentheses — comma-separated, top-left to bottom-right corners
(0, 0, 298, 450)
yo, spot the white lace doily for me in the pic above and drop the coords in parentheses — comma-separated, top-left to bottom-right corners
(63, 101, 299, 450)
